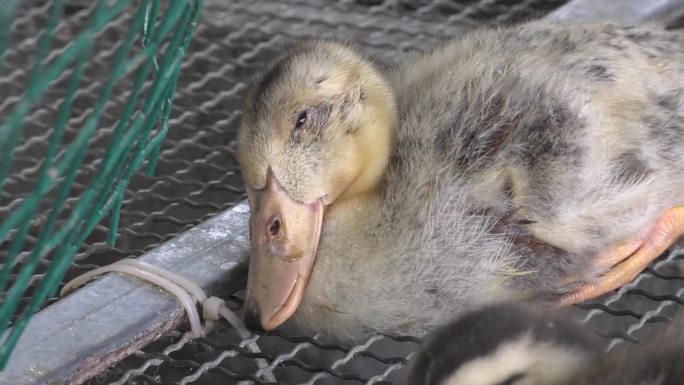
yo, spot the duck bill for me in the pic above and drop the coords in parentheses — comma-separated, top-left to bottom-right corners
(243, 171, 324, 331)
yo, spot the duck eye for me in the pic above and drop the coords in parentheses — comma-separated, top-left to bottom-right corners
(295, 110, 307, 129)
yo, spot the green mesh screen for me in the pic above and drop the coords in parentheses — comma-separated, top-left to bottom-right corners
(0, 0, 203, 368)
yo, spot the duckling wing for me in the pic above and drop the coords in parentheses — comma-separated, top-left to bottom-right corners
(388, 21, 684, 297)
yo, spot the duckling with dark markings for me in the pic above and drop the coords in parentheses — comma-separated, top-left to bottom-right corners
(404, 302, 684, 385)
(237, 21, 684, 341)
(403, 302, 601, 385)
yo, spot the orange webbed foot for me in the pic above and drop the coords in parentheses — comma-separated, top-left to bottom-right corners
(560, 206, 684, 305)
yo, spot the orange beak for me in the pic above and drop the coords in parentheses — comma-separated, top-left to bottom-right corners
(243, 170, 324, 331)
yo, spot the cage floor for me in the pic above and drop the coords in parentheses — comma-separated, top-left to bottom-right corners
(3, 0, 684, 384)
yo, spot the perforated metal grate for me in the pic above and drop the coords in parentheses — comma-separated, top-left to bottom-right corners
(4, 0, 684, 384)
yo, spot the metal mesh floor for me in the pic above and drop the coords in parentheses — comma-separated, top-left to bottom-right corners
(3, 0, 684, 384)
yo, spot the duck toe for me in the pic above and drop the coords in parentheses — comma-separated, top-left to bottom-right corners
(560, 206, 684, 305)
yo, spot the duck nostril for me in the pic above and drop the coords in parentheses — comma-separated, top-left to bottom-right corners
(267, 215, 282, 238)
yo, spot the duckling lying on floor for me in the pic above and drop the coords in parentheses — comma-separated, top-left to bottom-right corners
(236, 20, 684, 341)
(404, 302, 684, 385)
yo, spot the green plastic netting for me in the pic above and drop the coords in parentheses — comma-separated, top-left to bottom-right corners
(0, 0, 203, 369)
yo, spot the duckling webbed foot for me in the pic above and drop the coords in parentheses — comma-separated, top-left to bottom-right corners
(560, 206, 684, 305)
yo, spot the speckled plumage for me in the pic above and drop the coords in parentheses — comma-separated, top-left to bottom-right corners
(237, 21, 684, 342)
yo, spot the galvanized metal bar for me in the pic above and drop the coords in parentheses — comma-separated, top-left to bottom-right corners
(0, 202, 250, 385)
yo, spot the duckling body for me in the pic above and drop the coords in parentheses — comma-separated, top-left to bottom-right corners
(567, 331, 684, 385)
(237, 21, 684, 341)
(404, 302, 684, 385)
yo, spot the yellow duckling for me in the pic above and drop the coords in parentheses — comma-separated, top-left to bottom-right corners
(236, 21, 684, 341)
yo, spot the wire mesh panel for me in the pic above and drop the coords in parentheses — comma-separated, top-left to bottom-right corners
(0, 0, 203, 368)
(3, 0, 684, 384)
(93, 253, 684, 385)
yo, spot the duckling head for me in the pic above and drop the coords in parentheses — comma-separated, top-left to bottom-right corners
(237, 40, 397, 331)
(403, 303, 600, 385)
